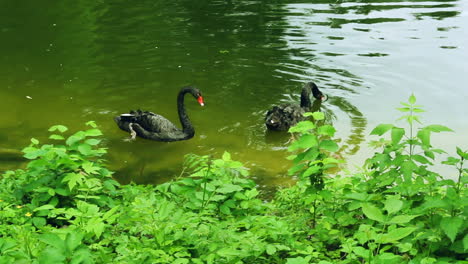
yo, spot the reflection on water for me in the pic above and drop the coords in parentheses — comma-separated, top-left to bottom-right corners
(1, 0, 467, 188)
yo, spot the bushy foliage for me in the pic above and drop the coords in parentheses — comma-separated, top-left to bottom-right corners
(0, 95, 466, 263)
(274, 94, 468, 263)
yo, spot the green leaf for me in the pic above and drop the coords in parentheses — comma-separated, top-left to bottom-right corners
(31, 138, 39, 145)
(401, 160, 416, 181)
(82, 161, 99, 174)
(32, 217, 47, 227)
(384, 198, 403, 215)
(220, 205, 231, 214)
(244, 189, 259, 199)
(317, 124, 336, 136)
(376, 253, 402, 262)
(344, 192, 368, 201)
(62, 173, 84, 191)
(77, 144, 93, 155)
(38, 233, 63, 248)
(423, 125, 453, 133)
(38, 247, 66, 264)
(443, 157, 460, 166)
(49, 134, 65, 140)
(380, 227, 416, 243)
(47, 188, 55, 196)
(86, 121, 97, 128)
(173, 259, 190, 264)
(217, 184, 243, 194)
(391, 127, 405, 145)
(222, 152, 231, 161)
(303, 148, 320, 161)
(22, 147, 42, 159)
(319, 140, 339, 152)
(440, 217, 463, 243)
(370, 124, 394, 136)
(311, 112, 325, 120)
(456, 147, 468, 159)
(408, 94, 416, 104)
(424, 150, 435, 160)
(49, 125, 68, 133)
(217, 248, 239, 257)
(288, 121, 315, 133)
(66, 132, 85, 146)
(388, 215, 418, 224)
(266, 244, 277, 255)
(55, 188, 70, 196)
(417, 129, 431, 146)
(65, 231, 83, 252)
(362, 203, 385, 222)
(322, 157, 341, 166)
(463, 234, 468, 251)
(413, 154, 431, 164)
(33, 204, 55, 211)
(286, 256, 311, 264)
(84, 139, 101, 145)
(396, 107, 411, 112)
(303, 112, 324, 120)
(352, 246, 370, 259)
(288, 164, 306, 175)
(289, 134, 318, 151)
(84, 128, 102, 137)
(302, 165, 320, 177)
(102, 206, 120, 222)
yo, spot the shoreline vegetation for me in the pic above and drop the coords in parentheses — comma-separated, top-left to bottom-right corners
(1, 95, 466, 263)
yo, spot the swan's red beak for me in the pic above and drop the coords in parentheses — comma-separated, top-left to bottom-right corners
(197, 96, 204, 106)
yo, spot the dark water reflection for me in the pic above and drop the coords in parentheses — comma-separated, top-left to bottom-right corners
(1, 0, 467, 188)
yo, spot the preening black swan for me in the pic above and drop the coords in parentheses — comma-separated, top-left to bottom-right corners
(265, 82, 326, 131)
(114, 86, 204, 142)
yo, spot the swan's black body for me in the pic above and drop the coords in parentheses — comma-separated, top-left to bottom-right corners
(114, 86, 204, 142)
(265, 82, 326, 131)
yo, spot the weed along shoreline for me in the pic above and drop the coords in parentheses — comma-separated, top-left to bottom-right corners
(1, 95, 466, 263)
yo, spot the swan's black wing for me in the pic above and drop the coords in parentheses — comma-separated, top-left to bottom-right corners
(265, 104, 305, 131)
(114, 110, 187, 141)
(133, 111, 179, 133)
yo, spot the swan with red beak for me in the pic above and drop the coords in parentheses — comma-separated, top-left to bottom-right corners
(115, 86, 205, 142)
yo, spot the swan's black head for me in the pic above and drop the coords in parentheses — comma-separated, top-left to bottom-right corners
(194, 89, 204, 106)
(182, 86, 205, 106)
(307, 82, 327, 101)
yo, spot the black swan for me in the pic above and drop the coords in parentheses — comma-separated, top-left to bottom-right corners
(114, 86, 204, 142)
(265, 82, 326, 131)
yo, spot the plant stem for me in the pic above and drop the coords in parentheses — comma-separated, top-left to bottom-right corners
(456, 157, 464, 194)
(201, 160, 212, 210)
(409, 104, 414, 158)
(312, 197, 317, 228)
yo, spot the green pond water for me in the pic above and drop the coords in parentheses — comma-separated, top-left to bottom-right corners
(1, 0, 467, 188)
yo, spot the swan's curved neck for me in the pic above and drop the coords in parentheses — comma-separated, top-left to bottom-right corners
(300, 85, 312, 109)
(177, 87, 195, 137)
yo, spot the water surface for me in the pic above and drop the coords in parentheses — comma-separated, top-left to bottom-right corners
(1, 0, 467, 187)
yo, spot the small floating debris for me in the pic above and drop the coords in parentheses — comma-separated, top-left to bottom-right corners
(353, 28, 371, 32)
(357, 53, 389, 57)
(326, 36, 345, 40)
(26, 96, 32, 99)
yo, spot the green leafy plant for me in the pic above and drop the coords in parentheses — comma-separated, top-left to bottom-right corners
(0, 95, 466, 263)
(37, 230, 93, 264)
(1, 122, 120, 228)
(275, 95, 467, 263)
(156, 152, 262, 216)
